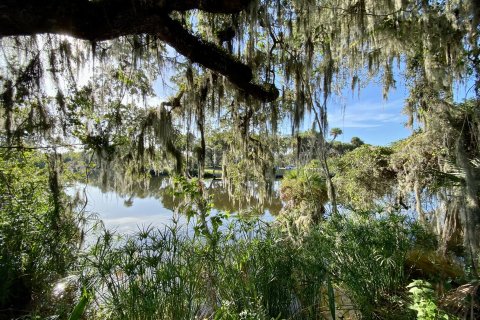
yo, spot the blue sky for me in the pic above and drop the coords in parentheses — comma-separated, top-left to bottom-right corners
(323, 83, 411, 146)
(295, 77, 475, 146)
(151, 45, 413, 146)
(153, 62, 475, 147)
(153, 79, 413, 146)
(274, 78, 413, 146)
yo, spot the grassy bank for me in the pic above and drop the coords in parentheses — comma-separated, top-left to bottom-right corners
(69, 211, 424, 320)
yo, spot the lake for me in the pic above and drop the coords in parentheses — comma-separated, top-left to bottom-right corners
(69, 176, 283, 233)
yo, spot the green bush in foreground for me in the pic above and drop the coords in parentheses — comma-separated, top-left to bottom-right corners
(0, 150, 81, 319)
(0, 167, 460, 319)
(76, 209, 423, 319)
(407, 280, 452, 320)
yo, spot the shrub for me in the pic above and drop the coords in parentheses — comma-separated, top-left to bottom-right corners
(0, 150, 81, 318)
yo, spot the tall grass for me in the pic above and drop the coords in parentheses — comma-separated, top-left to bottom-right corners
(308, 213, 413, 319)
(76, 210, 419, 320)
(82, 224, 204, 320)
(80, 219, 310, 319)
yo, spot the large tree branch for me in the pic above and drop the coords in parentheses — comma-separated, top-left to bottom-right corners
(0, 0, 279, 102)
(158, 16, 279, 102)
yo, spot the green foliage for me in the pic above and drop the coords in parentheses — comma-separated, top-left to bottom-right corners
(281, 160, 328, 206)
(350, 137, 365, 148)
(212, 221, 302, 320)
(171, 175, 227, 246)
(82, 225, 205, 320)
(407, 280, 453, 320)
(329, 127, 343, 139)
(68, 287, 93, 320)
(328, 140, 357, 157)
(0, 150, 81, 317)
(307, 212, 415, 319)
(81, 217, 325, 320)
(78, 187, 424, 320)
(279, 160, 328, 235)
(330, 145, 396, 210)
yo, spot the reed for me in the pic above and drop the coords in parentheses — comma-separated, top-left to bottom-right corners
(76, 211, 418, 319)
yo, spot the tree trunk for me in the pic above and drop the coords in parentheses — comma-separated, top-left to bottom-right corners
(456, 136, 480, 272)
(414, 181, 425, 224)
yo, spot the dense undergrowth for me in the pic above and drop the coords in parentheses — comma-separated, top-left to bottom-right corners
(0, 150, 82, 319)
(1, 151, 479, 319)
(76, 210, 418, 319)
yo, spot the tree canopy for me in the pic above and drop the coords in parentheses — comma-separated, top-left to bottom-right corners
(2, 1, 480, 318)
(1, 0, 480, 262)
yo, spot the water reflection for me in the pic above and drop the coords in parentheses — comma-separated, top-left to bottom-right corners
(73, 176, 283, 233)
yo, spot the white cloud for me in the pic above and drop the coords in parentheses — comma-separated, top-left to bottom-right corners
(327, 98, 405, 128)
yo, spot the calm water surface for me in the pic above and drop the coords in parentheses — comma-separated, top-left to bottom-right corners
(71, 177, 283, 233)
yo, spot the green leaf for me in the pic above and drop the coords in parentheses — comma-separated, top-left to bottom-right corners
(68, 288, 91, 320)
